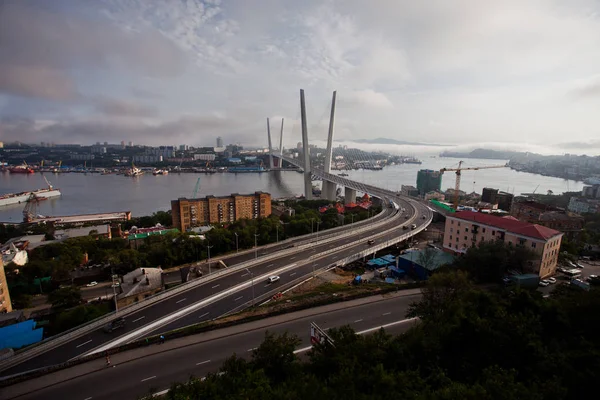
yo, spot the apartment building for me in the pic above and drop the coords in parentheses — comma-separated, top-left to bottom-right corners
(443, 211, 563, 278)
(172, 192, 271, 231)
(0, 258, 12, 313)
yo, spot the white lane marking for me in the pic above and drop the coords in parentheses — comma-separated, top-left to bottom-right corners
(76, 340, 92, 348)
(290, 257, 296, 260)
(241, 273, 249, 277)
(354, 319, 363, 323)
(264, 284, 270, 288)
(84, 263, 298, 356)
(266, 264, 274, 267)
(141, 376, 156, 382)
(198, 312, 209, 319)
(176, 298, 187, 304)
(293, 318, 418, 355)
(196, 360, 211, 365)
(132, 316, 145, 323)
(212, 284, 220, 289)
(150, 389, 169, 398)
(84, 397, 93, 400)
(382, 312, 391, 316)
(247, 347, 257, 352)
(234, 296, 243, 301)
(289, 272, 297, 277)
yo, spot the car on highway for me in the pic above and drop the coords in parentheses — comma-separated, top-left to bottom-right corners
(86, 281, 98, 287)
(575, 262, 585, 269)
(402, 225, 408, 230)
(539, 280, 549, 287)
(103, 317, 125, 333)
(367, 239, 375, 245)
(111, 282, 120, 288)
(410, 224, 417, 230)
(405, 215, 409, 219)
(547, 277, 557, 284)
(267, 275, 280, 284)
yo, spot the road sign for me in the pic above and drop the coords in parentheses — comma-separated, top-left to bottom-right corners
(310, 322, 334, 346)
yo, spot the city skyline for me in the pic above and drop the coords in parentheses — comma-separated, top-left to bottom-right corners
(1, 1, 600, 154)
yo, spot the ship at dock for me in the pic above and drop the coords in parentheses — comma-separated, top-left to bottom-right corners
(125, 164, 144, 177)
(228, 166, 267, 173)
(152, 169, 169, 175)
(0, 178, 61, 207)
(8, 164, 35, 174)
(402, 157, 422, 165)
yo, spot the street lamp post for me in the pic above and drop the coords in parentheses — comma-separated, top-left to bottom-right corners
(207, 241, 214, 274)
(316, 221, 321, 245)
(111, 268, 119, 313)
(234, 232, 239, 253)
(245, 268, 255, 306)
(276, 224, 279, 244)
(254, 232, 259, 259)
(310, 218, 314, 235)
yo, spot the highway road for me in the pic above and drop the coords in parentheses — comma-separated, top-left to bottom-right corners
(3, 197, 430, 375)
(3, 294, 421, 400)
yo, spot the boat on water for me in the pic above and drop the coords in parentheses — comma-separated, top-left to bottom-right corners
(152, 169, 169, 175)
(0, 181, 61, 207)
(125, 164, 144, 177)
(402, 157, 422, 164)
(9, 165, 35, 174)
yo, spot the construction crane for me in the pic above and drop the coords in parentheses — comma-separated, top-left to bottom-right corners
(192, 177, 201, 199)
(440, 161, 508, 210)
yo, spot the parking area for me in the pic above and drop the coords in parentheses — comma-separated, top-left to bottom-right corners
(538, 259, 599, 295)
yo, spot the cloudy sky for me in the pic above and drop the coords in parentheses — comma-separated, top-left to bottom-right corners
(1, 0, 600, 153)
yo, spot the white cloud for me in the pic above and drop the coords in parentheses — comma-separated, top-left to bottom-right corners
(1, 0, 600, 153)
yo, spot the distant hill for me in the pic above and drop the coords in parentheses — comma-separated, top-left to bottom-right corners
(439, 148, 519, 160)
(350, 138, 441, 146)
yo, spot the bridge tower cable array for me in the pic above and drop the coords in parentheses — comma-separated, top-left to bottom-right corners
(266, 118, 275, 169)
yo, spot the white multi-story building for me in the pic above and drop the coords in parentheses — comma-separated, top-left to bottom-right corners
(194, 154, 216, 161)
(443, 211, 563, 278)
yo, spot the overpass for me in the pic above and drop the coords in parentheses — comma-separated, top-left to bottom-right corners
(0, 90, 432, 380)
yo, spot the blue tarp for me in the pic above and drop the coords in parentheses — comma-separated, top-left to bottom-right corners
(366, 258, 393, 268)
(385, 277, 396, 284)
(0, 320, 44, 350)
(381, 254, 396, 263)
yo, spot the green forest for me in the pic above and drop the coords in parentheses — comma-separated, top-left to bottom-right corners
(156, 271, 600, 400)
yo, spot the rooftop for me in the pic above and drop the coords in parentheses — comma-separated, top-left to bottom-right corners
(398, 248, 455, 271)
(451, 211, 562, 240)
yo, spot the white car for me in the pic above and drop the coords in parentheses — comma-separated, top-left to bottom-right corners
(267, 275, 280, 284)
(86, 281, 98, 287)
(547, 277, 556, 284)
(111, 282, 120, 288)
(539, 280, 549, 287)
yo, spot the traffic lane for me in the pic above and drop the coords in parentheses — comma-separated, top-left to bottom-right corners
(5, 254, 306, 373)
(5, 210, 417, 374)
(152, 217, 429, 334)
(8, 296, 419, 400)
(152, 227, 422, 335)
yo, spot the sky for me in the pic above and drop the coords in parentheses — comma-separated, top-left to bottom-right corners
(1, 0, 600, 155)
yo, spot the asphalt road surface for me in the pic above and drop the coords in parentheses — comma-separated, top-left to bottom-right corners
(5, 294, 421, 400)
(4, 198, 430, 375)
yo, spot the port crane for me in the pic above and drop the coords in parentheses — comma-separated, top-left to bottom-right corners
(440, 161, 508, 210)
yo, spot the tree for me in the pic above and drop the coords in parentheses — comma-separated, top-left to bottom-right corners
(48, 286, 82, 309)
(417, 247, 438, 271)
(453, 240, 537, 283)
(12, 294, 33, 309)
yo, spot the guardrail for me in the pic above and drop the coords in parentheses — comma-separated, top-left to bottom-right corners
(0, 192, 421, 373)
